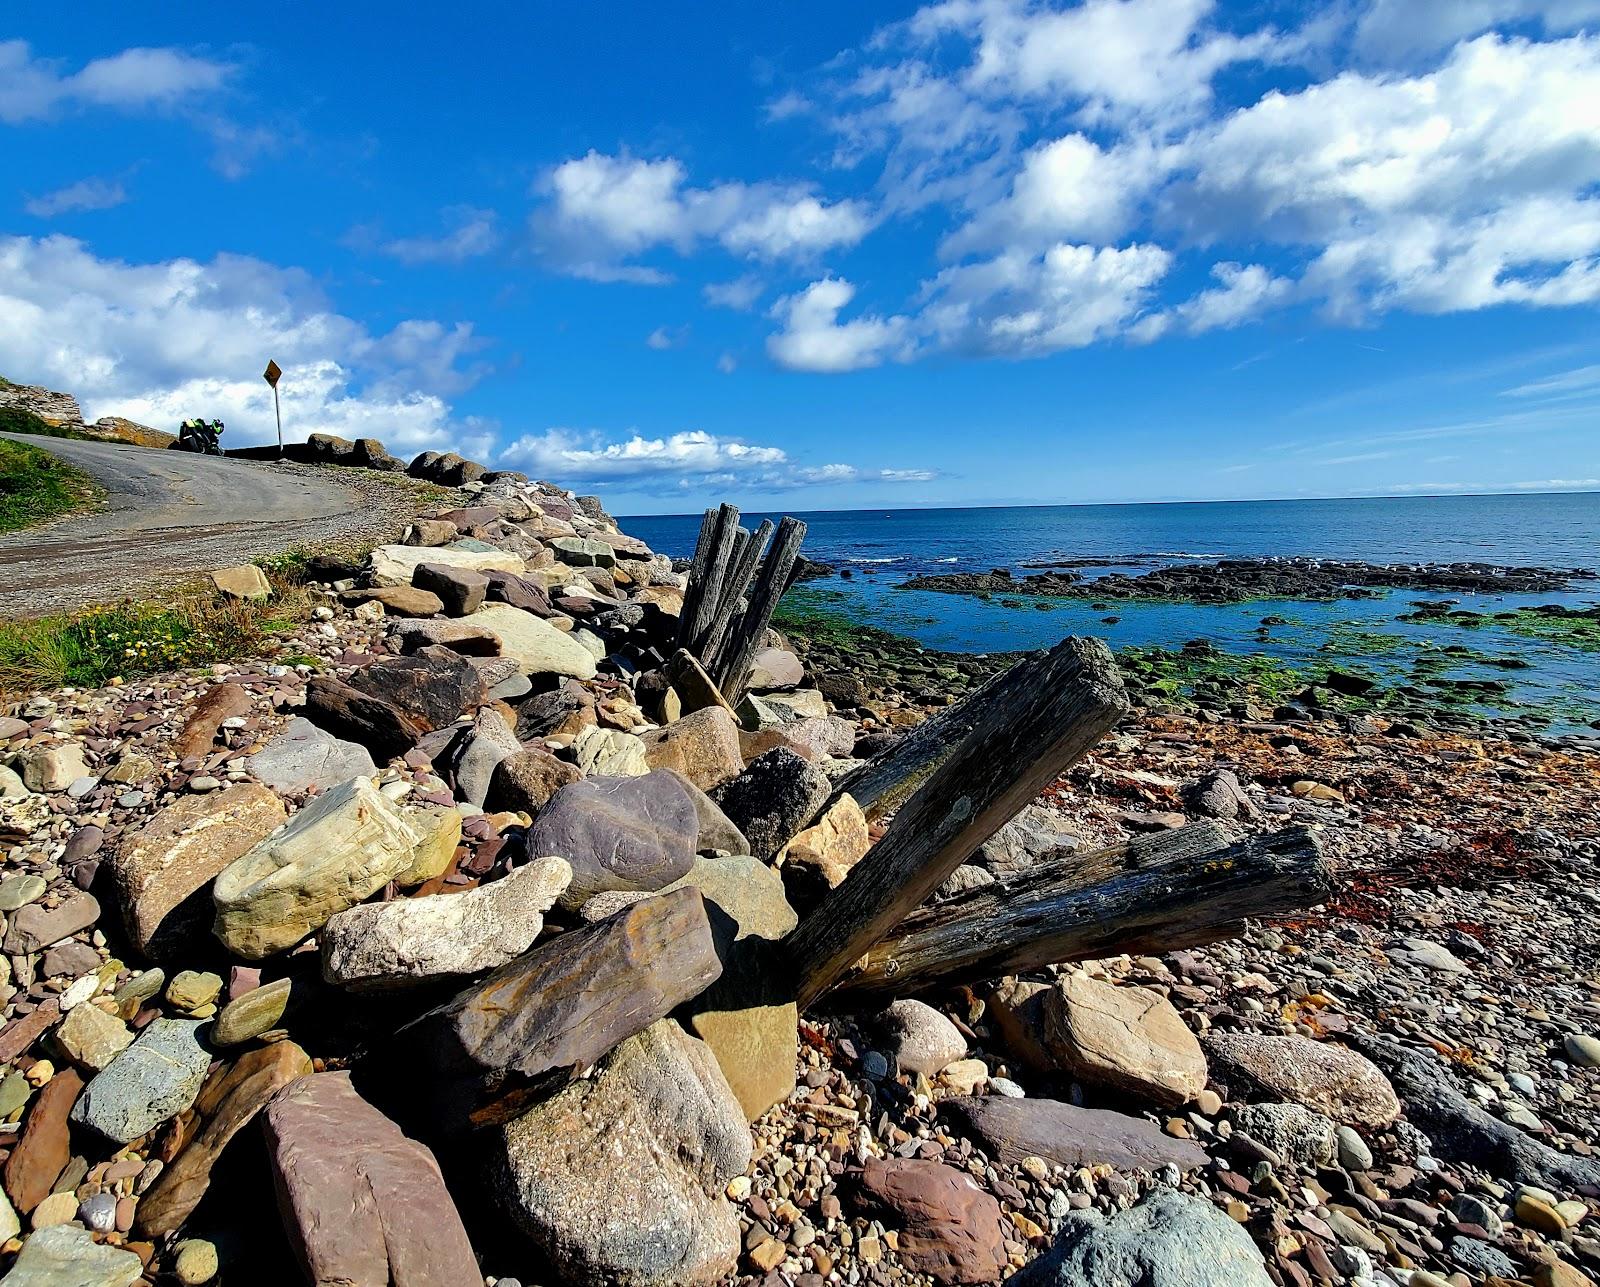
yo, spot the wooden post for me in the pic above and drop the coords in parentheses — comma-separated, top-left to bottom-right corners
(826, 824, 1330, 1002)
(715, 515, 807, 703)
(701, 518, 774, 674)
(787, 635, 1128, 1009)
(678, 503, 741, 658)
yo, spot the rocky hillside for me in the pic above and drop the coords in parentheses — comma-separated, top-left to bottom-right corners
(0, 442, 1597, 1287)
(0, 381, 173, 448)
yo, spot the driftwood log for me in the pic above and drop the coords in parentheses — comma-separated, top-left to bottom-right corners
(786, 635, 1129, 1008)
(714, 514, 807, 702)
(827, 823, 1330, 1002)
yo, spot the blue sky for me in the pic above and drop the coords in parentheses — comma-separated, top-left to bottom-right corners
(2, 2, 1599, 513)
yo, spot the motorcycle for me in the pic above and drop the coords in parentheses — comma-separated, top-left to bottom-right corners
(172, 418, 226, 455)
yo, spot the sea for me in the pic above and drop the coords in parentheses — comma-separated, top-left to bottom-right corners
(620, 493, 1600, 731)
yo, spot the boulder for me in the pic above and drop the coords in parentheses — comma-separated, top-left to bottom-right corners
(350, 649, 487, 735)
(939, 1096, 1209, 1172)
(448, 706, 523, 807)
(495, 1020, 750, 1286)
(341, 585, 445, 617)
(1034, 973, 1207, 1108)
(549, 535, 617, 568)
(209, 564, 270, 601)
(713, 747, 831, 861)
(412, 562, 488, 616)
(302, 675, 424, 761)
(110, 783, 287, 958)
(747, 647, 803, 690)
(976, 803, 1079, 879)
(856, 1157, 1008, 1285)
(778, 792, 870, 894)
(136, 1041, 314, 1236)
(263, 1072, 480, 1286)
(212, 776, 427, 959)
(70, 1019, 210, 1144)
(528, 772, 699, 911)
(872, 999, 968, 1078)
(245, 717, 376, 794)
(399, 888, 722, 1128)
(390, 618, 502, 656)
(639, 707, 744, 793)
(321, 857, 571, 990)
(468, 602, 598, 678)
(573, 725, 650, 777)
(0, 1224, 142, 1286)
(664, 650, 738, 720)
(1204, 1032, 1400, 1127)
(486, 746, 581, 814)
(1011, 1188, 1273, 1287)
(367, 542, 524, 587)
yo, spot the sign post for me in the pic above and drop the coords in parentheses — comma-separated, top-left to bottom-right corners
(262, 360, 283, 459)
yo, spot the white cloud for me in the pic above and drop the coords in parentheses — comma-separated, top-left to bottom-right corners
(645, 325, 689, 350)
(364, 207, 500, 265)
(23, 177, 128, 218)
(1134, 262, 1294, 340)
(703, 275, 765, 310)
(1504, 364, 1600, 397)
(498, 426, 931, 490)
(1356, 0, 1600, 59)
(534, 151, 873, 280)
(0, 40, 232, 123)
(0, 235, 490, 457)
(767, 278, 912, 372)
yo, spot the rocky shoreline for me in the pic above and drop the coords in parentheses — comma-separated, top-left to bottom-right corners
(0, 448, 1597, 1287)
(899, 558, 1595, 605)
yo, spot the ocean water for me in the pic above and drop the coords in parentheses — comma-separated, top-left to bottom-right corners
(620, 493, 1600, 729)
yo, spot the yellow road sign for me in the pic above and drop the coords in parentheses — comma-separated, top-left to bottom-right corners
(263, 359, 282, 388)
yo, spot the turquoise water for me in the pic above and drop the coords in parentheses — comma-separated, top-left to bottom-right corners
(621, 493, 1600, 729)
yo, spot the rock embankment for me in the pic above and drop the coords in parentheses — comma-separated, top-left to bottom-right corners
(0, 437, 1597, 1287)
(0, 382, 172, 448)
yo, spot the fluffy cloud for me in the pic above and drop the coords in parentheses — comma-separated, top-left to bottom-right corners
(1133, 262, 1294, 340)
(0, 235, 490, 456)
(0, 40, 232, 123)
(23, 177, 128, 218)
(497, 426, 933, 490)
(767, 278, 912, 372)
(534, 151, 873, 280)
(703, 275, 764, 310)
(1355, 0, 1600, 58)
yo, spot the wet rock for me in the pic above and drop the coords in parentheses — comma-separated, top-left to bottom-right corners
(856, 1157, 1009, 1285)
(264, 1071, 480, 1286)
(1012, 1188, 1273, 1287)
(486, 746, 582, 814)
(940, 1096, 1209, 1171)
(468, 602, 598, 678)
(213, 776, 429, 959)
(137, 1041, 314, 1236)
(321, 856, 571, 990)
(494, 1019, 751, 1287)
(71, 1018, 209, 1144)
(713, 748, 831, 861)
(245, 716, 376, 794)
(1206, 1032, 1400, 1127)
(639, 707, 744, 793)
(528, 772, 699, 910)
(110, 783, 287, 958)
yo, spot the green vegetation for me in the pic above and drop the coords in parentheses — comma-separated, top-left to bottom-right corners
(0, 437, 102, 533)
(0, 573, 314, 698)
(0, 404, 98, 442)
(1116, 644, 1317, 707)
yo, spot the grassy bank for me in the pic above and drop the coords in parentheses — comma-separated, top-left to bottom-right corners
(0, 563, 315, 699)
(0, 437, 102, 533)
(0, 404, 101, 443)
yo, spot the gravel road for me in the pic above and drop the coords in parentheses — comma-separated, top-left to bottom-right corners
(0, 434, 428, 617)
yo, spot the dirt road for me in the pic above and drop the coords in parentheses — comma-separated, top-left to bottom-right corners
(0, 434, 425, 617)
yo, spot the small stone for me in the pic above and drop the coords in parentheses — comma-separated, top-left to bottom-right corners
(53, 1002, 133, 1072)
(174, 1238, 220, 1284)
(1517, 1192, 1570, 1236)
(1335, 1124, 1373, 1171)
(0, 876, 47, 912)
(165, 971, 223, 1012)
(210, 976, 293, 1045)
(29, 1190, 79, 1228)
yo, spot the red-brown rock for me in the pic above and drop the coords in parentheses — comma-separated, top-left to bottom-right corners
(4, 1068, 84, 1213)
(856, 1157, 1008, 1284)
(172, 682, 251, 760)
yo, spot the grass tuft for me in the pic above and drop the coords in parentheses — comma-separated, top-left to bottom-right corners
(0, 437, 102, 533)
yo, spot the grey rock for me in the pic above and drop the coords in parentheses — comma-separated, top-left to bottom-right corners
(872, 999, 968, 1077)
(1230, 1103, 1337, 1169)
(660, 770, 748, 855)
(1449, 1237, 1519, 1279)
(1205, 1032, 1399, 1127)
(246, 717, 375, 794)
(0, 1224, 141, 1286)
(451, 706, 523, 807)
(528, 772, 699, 911)
(495, 1019, 750, 1286)
(976, 803, 1080, 880)
(1012, 1188, 1273, 1287)
(711, 748, 830, 861)
(1336, 1124, 1374, 1171)
(1450, 1193, 1503, 1237)
(70, 1018, 210, 1144)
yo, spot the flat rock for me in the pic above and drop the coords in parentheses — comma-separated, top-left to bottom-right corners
(172, 682, 251, 760)
(2, 892, 100, 956)
(856, 1157, 1008, 1285)
(390, 618, 503, 656)
(111, 783, 287, 958)
(400, 887, 722, 1128)
(209, 564, 270, 600)
(467, 602, 598, 678)
(264, 1071, 480, 1286)
(0, 1224, 142, 1286)
(688, 998, 798, 1124)
(940, 1096, 1209, 1172)
(528, 772, 699, 911)
(213, 776, 426, 959)
(639, 707, 744, 793)
(137, 1041, 314, 1236)
(495, 1019, 750, 1286)
(1012, 1188, 1273, 1287)
(71, 1018, 209, 1144)
(303, 675, 425, 761)
(367, 542, 525, 587)
(713, 747, 831, 861)
(1205, 1032, 1400, 1127)
(321, 856, 571, 991)
(4, 1069, 83, 1213)
(245, 717, 376, 794)
(348, 646, 486, 732)
(342, 585, 446, 617)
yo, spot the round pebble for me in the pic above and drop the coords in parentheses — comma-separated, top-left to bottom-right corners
(174, 1237, 220, 1284)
